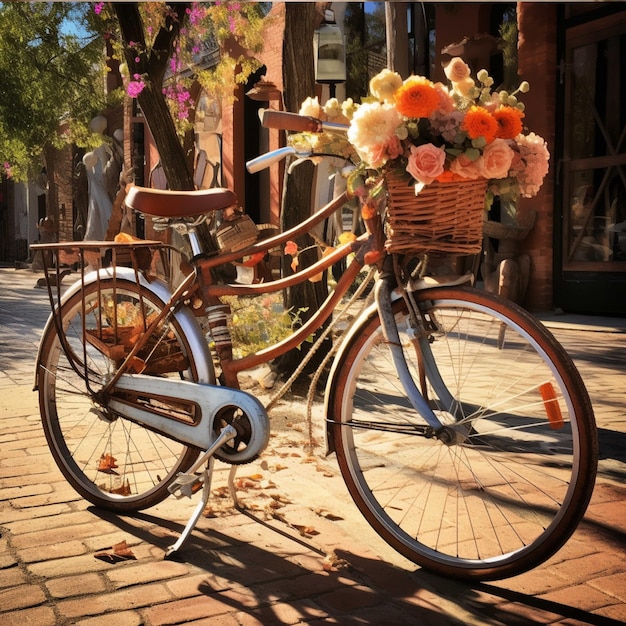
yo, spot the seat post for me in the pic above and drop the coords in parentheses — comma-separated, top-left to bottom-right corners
(187, 228, 203, 257)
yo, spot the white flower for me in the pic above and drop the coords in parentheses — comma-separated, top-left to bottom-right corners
(299, 96, 323, 119)
(369, 68, 403, 102)
(347, 101, 404, 168)
(323, 98, 342, 118)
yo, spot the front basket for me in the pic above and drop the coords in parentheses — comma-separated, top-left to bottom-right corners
(384, 174, 487, 255)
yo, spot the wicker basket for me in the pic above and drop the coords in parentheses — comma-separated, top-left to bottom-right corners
(384, 174, 488, 255)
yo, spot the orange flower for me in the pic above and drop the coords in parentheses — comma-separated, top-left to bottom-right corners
(493, 106, 525, 140)
(284, 240, 298, 256)
(462, 106, 498, 144)
(435, 170, 468, 183)
(394, 76, 440, 118)
(361, 197, 379, 220)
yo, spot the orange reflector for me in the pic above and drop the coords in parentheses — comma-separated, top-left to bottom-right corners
(539, 382, 564, 430)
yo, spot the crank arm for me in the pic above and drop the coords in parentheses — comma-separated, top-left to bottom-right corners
(168, 424, 238, 498)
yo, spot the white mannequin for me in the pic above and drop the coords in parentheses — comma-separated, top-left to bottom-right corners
(83, 116, 114, 241)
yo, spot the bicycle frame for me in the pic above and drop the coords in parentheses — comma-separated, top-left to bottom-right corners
(29, 105, 599, 578)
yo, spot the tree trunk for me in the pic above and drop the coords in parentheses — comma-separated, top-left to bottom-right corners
(276, 4, 330, 376)
(136, 80, 194, 191)
(386, 3, 409, 78)
(114, 2, 194, 191)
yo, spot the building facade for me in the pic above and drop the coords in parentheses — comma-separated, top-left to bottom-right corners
(1, 2, 624, 315)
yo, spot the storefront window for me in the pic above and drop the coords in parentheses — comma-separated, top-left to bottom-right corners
(564, 28, 626, 266)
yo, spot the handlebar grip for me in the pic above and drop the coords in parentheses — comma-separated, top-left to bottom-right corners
(246, 147, 297, 173)
(262, 110, 323, 133)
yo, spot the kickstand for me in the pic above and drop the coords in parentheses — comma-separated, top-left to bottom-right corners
(165, 458, 214, 558)
(165, 425, 237, 558)
(228, 464, 240, 509)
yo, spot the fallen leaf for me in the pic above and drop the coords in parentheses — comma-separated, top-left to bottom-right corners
(292, 524, 319, 537)
(97, 453, 118, 473)
(234, 478, 255, 490)
(322, 551, 348, 571)
(270, 493, 292, 505)
(212, 486, 231, 499)
(113, 540, 135, 558)
(109, 480, 131, 496)
(315, 508, 344, 521)
(94, 539, 136, 563)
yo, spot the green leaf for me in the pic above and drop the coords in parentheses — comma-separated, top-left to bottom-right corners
(464, 147, 481, 161)
(471, 136, 487, 149)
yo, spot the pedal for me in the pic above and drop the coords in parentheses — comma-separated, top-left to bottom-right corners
(168, 472, 204, 498)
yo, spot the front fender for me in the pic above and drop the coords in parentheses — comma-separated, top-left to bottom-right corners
(34, 267, 214, 389)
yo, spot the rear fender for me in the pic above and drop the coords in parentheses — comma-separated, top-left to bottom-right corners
(34, 267, 214, 388)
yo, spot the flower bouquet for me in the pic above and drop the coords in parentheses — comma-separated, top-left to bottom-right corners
(293, 58, 549, 255)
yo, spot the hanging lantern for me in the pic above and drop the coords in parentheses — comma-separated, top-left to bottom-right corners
(314, 9, 346, 91)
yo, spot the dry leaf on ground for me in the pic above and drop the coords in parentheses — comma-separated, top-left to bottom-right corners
(94, 539, 136, 563)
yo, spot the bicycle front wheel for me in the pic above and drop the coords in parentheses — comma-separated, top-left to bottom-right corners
(37, 276, 205, 512)
(329, 287, 597, 580)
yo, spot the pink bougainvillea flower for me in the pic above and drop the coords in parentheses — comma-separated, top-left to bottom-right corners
(127, 76, 145, 98)
(94, 2, 105, 15)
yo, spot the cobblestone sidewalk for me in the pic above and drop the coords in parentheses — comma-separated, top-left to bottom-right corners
(1, 267, 625, 625)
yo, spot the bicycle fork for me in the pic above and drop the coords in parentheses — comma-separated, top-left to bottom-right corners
(374, 276, 460, 445)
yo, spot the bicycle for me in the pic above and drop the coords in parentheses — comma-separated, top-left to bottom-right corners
(31, 110, 598, 581)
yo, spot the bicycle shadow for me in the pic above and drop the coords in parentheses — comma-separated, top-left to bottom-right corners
(88, 505, 466, 625)
(403, 566, 626, 626)
(88, 504, 625, 626)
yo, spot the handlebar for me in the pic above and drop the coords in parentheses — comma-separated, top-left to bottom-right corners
(261, 110, 348, 134)
(246, 110, 352, 174)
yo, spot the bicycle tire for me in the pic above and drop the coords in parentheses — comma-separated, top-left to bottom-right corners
(37, 276, 204, 512)
(328, 286, 598, 581)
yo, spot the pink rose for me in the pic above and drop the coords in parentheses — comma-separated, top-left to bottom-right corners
(432, 82, 455, 115)
(406, 144, 446, 185)
(444, 57, 471, 83)
(478, 138, 514, 179)
(450, 153, 481, 179)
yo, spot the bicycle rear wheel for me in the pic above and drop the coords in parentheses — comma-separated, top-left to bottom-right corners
(328, 286, 597, 580)
(37, 276, 205, 512)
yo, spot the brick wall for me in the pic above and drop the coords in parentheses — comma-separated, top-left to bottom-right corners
(44, 141, 74, 243)
(253, 2, 287, 225)
(517, 3, 558, 311)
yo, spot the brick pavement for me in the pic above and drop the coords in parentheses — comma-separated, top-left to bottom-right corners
(1, 267, 625, 625)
